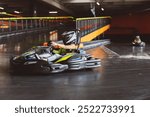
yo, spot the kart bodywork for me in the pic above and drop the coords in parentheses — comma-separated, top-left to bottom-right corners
(10, 46, 101, 74)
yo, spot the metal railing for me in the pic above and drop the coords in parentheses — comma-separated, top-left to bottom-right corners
(76, 16, 111, 38)
(0, 17, 73, 35)
(0, 16, 111, 42)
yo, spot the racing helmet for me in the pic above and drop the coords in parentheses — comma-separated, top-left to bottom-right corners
(135, 35, 141, 41)
(136, 35, 140, 39)
(62, 31, 77, 45)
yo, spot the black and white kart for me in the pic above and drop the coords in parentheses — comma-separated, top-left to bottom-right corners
(10, 46, 101, 74)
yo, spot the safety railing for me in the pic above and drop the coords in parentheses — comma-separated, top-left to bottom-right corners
(76, 16, 111, 42)
(0, 16, 73, 35)
(0, 16, 111, 42)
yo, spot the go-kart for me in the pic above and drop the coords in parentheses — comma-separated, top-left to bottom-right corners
(10, 46, 101, 74)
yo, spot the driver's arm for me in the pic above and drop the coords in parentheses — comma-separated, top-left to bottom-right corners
(51, 42, 83, 49)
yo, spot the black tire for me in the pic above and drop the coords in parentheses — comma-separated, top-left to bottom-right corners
(36, 60, 52, 74)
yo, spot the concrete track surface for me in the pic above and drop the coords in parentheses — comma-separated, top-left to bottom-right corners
(0, 34, 150, 100)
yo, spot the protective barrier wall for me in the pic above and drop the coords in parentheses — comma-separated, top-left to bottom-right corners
(76, 16, 111, 42)
(0, 16, 111, 42)
(0, 17, 73, 35)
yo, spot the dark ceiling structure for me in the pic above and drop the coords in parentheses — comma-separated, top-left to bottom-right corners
(0, 0, 150, 17)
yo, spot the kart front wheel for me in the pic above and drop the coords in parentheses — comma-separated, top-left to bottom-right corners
(36, 61, 52, 74)
(41, 65, 51, 73)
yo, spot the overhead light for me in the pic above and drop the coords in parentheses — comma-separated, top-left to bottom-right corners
(14, 10, 21, 14)
(34, 10, 37, 14)
(0, 7, 4, 10)
(101, 7, 104, 11)
(96, 2, 100, 6)
(49, 11, 58, 14)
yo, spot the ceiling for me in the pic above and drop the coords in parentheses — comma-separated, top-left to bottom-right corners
(0, 0, 150, 17)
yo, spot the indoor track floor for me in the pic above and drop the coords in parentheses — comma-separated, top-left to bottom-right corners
(0, 34, 150, 100)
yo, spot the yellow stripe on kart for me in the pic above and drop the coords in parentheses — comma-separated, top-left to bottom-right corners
(55, 53, 74, 63)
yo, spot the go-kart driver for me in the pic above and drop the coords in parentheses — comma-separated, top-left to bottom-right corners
(45, 31, 84, 62)
(132, 35, 142, 45)
(51, 31, 83, 50)
(132, 35, 145, 47)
